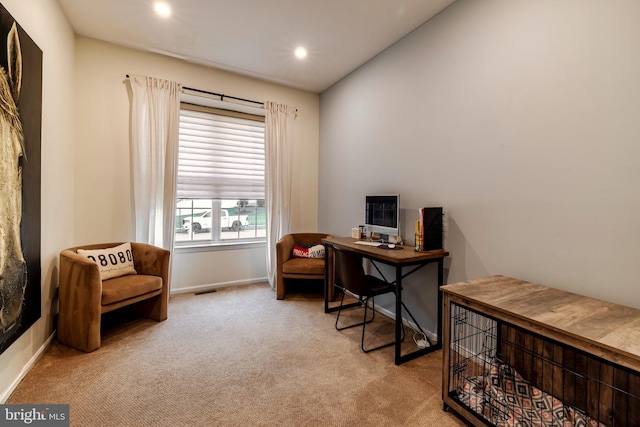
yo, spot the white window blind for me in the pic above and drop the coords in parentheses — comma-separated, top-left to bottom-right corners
(178, 105, 265, 199)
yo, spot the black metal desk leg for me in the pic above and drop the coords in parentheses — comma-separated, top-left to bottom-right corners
(323, 243, 330, 313)
(395, 266, 403, 365)
(436, 258, 444, 349)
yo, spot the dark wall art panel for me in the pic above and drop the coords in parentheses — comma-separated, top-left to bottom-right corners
(0, 3, 42, 354)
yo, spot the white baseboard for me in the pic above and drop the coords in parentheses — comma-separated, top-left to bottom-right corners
(0, 332, 56, 403)
(170, 277, 269, 295)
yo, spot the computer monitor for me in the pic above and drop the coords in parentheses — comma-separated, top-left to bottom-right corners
(364, 194, 400, 240)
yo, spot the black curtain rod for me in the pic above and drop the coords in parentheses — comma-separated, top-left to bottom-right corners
(125, 74, 264, 107)
(182, 86, 264, 107)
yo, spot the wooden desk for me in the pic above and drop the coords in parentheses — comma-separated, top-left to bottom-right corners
(322, 236, 449, 365)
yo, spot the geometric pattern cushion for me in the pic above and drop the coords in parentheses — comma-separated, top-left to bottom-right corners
(458, 360, 608, 427)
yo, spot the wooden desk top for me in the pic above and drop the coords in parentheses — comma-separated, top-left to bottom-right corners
(442, 275, 640, 372)
(322, 236, 448, 266)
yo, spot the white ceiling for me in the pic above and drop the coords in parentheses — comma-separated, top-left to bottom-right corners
(56, 0, 455, 93)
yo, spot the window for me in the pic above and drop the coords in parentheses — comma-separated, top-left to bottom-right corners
(175, 102, 266, 246)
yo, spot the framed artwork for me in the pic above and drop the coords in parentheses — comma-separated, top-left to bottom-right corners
(0, 3, 42, 354)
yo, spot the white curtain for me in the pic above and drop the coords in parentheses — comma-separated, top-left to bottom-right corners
(129, 75, 181, 257)
(264, 102, 297, 288)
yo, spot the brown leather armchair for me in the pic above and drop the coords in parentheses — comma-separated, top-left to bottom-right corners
(276, 233, 334, 300)
(58, 242, 170, 352)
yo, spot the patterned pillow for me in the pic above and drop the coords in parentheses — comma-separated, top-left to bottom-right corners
(292, 244, 325, 258)
(77, 242, 137, 280)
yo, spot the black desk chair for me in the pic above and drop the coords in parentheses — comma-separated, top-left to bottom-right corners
(333, 246, 405, 353)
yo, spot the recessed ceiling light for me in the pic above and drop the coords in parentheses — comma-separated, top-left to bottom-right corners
(294, 47, 307, 60)
(154, 1, 172, 18)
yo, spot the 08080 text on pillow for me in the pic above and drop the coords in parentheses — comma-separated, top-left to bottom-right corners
(77, 242, 137, 280)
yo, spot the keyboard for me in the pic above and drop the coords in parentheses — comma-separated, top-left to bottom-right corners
(354, 241, 382, 247)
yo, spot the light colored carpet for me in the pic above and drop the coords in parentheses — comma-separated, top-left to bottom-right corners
(8, 283, 466, 427)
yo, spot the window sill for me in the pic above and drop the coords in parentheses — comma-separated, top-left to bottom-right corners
(175, 240, 266, 254)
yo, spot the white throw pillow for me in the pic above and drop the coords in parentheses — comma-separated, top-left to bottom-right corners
(78, 242, 137, 280)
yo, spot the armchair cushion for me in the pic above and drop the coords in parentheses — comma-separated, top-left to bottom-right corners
(101, 274, 163, 306)
(282, 257, 326, 276)
(77, 242, 137, 280)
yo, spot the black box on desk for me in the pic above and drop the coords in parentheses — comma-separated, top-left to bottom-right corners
(421, 207, 443, 251)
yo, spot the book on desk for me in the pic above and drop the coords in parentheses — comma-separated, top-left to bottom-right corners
(416, 207, 443, 251)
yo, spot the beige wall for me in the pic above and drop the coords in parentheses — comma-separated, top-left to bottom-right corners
(0, 0, 76, 400)
(74, 37, 320, 291)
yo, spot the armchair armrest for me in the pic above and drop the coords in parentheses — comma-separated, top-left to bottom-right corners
(276, 235, 295, 300)
(276, 234, 295, 266)
(59, 249, 103, 306)
(131, 242, 171, 284)
(58, 249, 104, 352)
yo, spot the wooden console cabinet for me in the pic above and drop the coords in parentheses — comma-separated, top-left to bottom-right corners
(441, 275, 640, 427)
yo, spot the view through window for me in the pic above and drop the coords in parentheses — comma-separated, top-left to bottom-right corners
(176, 199, 266, 244)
